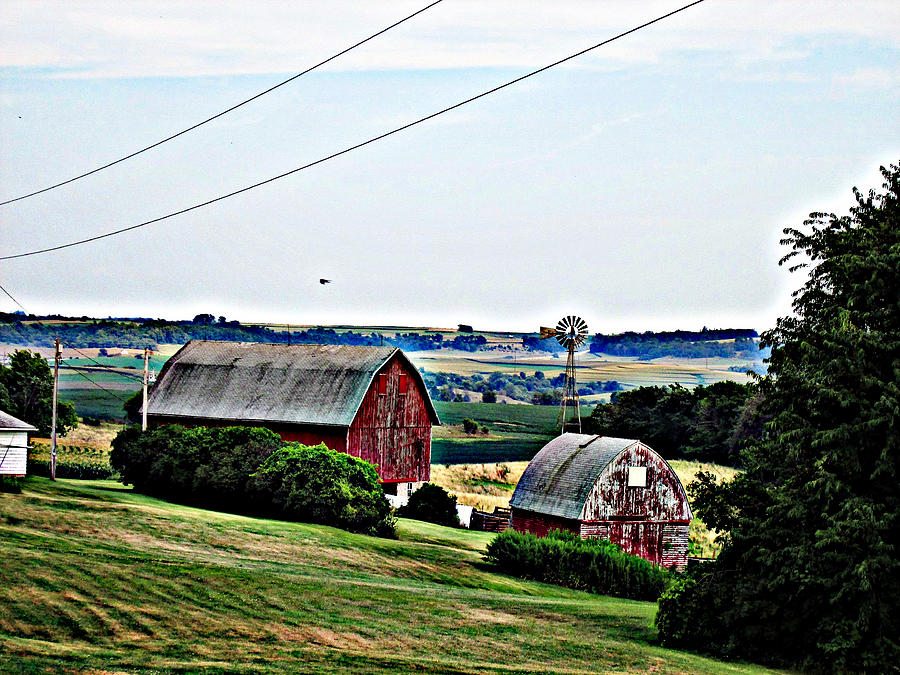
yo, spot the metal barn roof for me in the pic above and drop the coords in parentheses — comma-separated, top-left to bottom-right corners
(146, 341, 439, 427)
(510, 434, 640, 520)
(0, 410, 38, 431)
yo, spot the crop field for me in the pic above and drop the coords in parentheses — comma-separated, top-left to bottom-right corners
(0, 478, 780, 674)
(409, 350, 754, 390)
(433, 401, 561, 435)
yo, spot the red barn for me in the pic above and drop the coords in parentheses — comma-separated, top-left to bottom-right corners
(145, 341, 439, 494)
(510, 434, 692, 570)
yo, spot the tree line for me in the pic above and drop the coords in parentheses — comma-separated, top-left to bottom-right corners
(585, 381, 762, 466)
(421, 369, 621, 405)
(589, 330, 763, 360)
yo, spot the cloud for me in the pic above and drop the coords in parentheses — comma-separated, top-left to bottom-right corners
(833, 66, 900, 90)
(2, 1, 899, 80)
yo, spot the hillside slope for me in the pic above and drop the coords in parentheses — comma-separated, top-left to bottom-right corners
(0, 479, 779, 674)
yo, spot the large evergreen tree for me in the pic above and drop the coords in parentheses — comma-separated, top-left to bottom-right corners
(656, 163, 900, 670)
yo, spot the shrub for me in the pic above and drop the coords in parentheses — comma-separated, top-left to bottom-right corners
(0, 476, 22, 493)
(110, 425, 282, 510)
(655, 569, 732, 655)
(26, 459, 115, 480)
(484, 529, 671, 601)
(250, 443, 394, 536)
(111, 427, 394, 537)
(461, 418, 479, 434)
(396, 483, 458, 528)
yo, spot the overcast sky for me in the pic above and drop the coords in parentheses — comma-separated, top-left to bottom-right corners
(2, 1, 898, 333)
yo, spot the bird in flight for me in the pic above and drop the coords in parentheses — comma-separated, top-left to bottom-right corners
(319, 279, 331, 285)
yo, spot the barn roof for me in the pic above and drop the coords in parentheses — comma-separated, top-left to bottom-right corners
(0, 410, 38, 431)
(510, 434, 639, 520)
(146, 341, 439, 427)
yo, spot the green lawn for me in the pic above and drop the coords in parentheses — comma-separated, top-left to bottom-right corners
(0, 478, 781, 674)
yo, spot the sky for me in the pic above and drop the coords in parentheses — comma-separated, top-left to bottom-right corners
(1, 1, 898, 334)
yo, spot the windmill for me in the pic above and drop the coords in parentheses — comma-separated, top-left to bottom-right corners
(540, 316, 589, 433)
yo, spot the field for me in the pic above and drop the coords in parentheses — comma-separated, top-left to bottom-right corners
(408, 350, 756, 389)
(0, 478, 780, 674)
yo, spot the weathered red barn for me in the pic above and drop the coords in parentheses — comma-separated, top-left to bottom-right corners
(510, 434, 692, 570)
(145, 341, 439, 493)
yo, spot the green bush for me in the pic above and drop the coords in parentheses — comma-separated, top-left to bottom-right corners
(655, 568, 732, 654)
(484, 530, 671, 601)
(250, 444, 394, 536)
(396, 483, 458, 528)
(110, 425, 281, 510)
(0, 476, 22, 493)
(110, 426, 394, 537)
(26, 459, 115, 480)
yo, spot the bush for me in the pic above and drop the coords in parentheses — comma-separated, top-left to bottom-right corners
(485, 529, 671, 601)
(655, 568, 732, 654)
(0, 476, 22, 493)
(396, 483, 458, 527)
(111, 425, 282, 509)
(461, 418, 479, 434)
(26, 459, 115, 480)
(250, 444, 394, 536)
(111, 426, 394, 536)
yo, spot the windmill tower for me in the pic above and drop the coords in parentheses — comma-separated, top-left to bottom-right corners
(540, 315, 588, 433)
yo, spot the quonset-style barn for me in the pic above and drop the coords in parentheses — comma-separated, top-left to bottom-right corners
(0, 410, 36, 477)
(145, 341, 439, 495)
(510, 434, 692, 570)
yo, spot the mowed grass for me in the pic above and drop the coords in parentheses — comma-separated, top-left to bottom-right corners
(0, 479, 780, 674)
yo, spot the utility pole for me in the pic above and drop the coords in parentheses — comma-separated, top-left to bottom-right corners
(50, 338, 60, 480)
(142, 346, 149, 431)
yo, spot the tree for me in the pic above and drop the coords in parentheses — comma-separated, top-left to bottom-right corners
(482, 389, 497, 403)
(461, 417, 479, 434)
(396, 483, 459, 528)
(0, 350, 77, 435)
(656, 163, 900, 670)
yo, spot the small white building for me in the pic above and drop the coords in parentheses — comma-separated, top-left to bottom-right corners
(0, 410, 36, 476)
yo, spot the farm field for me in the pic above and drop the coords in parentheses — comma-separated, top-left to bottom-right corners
(0, 478, 780, 674)
(409, 349, 755, 389)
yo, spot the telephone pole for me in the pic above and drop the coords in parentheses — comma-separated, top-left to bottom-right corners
(142, 346, 149, 431)
(50, 338, 60, 480)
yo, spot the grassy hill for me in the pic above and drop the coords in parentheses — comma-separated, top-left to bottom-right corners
(0, 478, 779, 674)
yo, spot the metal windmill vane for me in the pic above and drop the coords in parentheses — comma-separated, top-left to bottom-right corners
(540, 315, 588, 434)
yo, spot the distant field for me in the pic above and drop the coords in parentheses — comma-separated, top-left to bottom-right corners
(409, 350, 754, 389)
(433, 401, 560, 435)
(60, 389, 137, 421)
(0, 478, 779, 674)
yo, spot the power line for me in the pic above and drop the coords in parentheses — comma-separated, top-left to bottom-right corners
(62, 345, 147, 382)
(1, 0, 706, 261)
(59, 360, 132, 402)
(0, 281, 26, 311)
(0, 0, 446, 207)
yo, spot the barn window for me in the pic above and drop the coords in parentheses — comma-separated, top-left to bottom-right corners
(377, 373, 388, 395)
(628, 466, 647, 487)
(398, 373, 408, 395)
